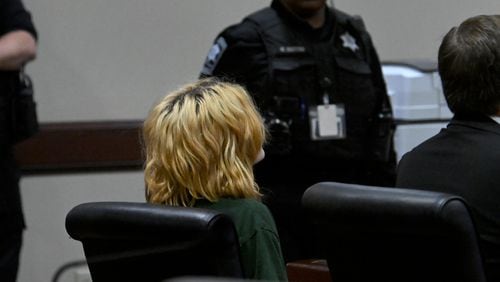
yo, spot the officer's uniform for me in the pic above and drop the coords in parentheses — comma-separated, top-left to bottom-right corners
(201, 0, 396, 261)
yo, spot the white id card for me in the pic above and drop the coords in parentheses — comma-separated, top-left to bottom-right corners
(318, 105, 338, 137)
(309, 104, 346, 140)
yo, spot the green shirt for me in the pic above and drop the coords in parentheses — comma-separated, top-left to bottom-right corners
(196, 198, 288, 281)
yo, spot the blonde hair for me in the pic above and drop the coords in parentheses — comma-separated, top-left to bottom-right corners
(143, 78, 266, 206)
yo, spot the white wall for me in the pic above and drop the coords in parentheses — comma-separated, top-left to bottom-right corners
(16, 1, 500, 281)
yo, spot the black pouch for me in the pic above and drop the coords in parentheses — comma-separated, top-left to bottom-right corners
(11, 71, 38, 143)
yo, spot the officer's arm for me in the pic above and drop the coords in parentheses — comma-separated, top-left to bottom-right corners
(364, 33, 397, 186)
(199, 22, 267, 91)
(368, 42, 390, 111)
(0, 0, 38, 70)
(0, 30, 36, 70)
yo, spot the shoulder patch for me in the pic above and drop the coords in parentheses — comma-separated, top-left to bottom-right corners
(201, 37, 228, 75)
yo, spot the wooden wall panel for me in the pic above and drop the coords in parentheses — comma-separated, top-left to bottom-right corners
(14, 121, 144, 173)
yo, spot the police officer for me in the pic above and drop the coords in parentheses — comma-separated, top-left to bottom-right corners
(200, 0, 396, 261)
(0, 0, 37, 280)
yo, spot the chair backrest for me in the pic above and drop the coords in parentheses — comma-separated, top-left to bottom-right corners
(302, 182, 487, 282)
(65, 202, 243, 282)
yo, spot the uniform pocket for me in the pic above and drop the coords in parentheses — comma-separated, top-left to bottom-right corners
(335, 56, 372, 75)
(272, 57, 317, 99)
(334, 56, 376, 116)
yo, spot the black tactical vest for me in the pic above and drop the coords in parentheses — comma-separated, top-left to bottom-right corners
(244, 8, 382, 161)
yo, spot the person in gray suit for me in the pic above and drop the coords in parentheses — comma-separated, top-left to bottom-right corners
(396, 15, 500, 282)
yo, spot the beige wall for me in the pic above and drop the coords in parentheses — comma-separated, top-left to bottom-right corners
(335, 0, 500, 63)
(17, 1, 500, 281)
(22, 0, 500, 122)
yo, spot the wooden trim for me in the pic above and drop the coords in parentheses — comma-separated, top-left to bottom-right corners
(14, 120, 144, 174)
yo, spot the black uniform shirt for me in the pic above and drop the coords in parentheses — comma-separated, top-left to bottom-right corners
(201, 0, 395, 187)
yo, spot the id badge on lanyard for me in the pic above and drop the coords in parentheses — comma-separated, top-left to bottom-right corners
(309, 93, 346, 140)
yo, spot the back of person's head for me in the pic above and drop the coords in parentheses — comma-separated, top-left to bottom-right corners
(143, 78, 266, 207)
(438, 14, 500, 115)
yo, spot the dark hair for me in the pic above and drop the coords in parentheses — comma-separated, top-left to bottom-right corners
(438, 15, 500, 115)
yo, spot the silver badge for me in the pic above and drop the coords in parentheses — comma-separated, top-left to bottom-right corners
(340, 32, 359, 52)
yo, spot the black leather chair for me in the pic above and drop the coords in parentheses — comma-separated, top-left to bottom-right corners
(65, 202, 243, 282)
(302, 182, 487, 282)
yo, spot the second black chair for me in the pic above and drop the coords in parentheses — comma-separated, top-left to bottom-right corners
(65, 202, 243, 282)
(302, 182, 486, 282)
